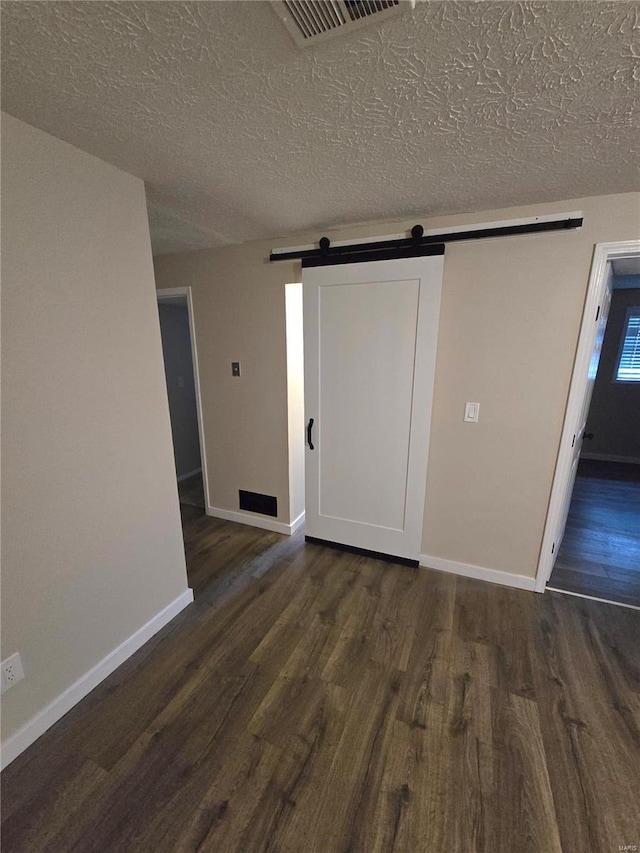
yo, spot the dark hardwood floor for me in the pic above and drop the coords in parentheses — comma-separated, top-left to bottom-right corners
(178, 471, 205, 510)
(549, 459, 640, 608)
(2, 508, 639, 852)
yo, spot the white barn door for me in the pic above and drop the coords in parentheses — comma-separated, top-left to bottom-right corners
(303, 255, 443, 562)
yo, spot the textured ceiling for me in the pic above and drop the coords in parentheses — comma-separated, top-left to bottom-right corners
(2, 1, 639, 255)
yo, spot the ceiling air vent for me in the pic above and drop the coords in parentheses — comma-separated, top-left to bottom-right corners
(272, 0, 415, 47)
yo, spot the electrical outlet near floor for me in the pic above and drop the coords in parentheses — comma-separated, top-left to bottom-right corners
(1, 652, 25, 694)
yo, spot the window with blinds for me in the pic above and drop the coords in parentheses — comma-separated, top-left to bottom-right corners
(615, 306, 640, 382)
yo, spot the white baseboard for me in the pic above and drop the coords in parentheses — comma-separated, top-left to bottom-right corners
(177, 467, 202, 482)
(289, 511, 306, 534)
(580, 453, 640, 465)
(419, 554, 537, 592)
(0, 589, 194, 770)
(206, 505, 304, 536)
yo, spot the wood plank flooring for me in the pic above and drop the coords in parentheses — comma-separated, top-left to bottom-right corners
(550, 460, 640, 607)
(2, 511, 639, 852)
(178, 472, 205, 510)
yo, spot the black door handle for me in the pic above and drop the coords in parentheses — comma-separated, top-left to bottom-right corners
(307, 418, 314, 450)
(584, 432, 594, 440)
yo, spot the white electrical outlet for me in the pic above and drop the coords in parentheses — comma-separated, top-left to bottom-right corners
(1, 652, 25, 694)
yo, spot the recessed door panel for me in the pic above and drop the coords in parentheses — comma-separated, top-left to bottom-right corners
(318, 279, 419, 530)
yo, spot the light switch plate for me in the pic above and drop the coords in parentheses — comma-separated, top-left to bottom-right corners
(231, 362, 241, 377)
(464, 402, 480, 423)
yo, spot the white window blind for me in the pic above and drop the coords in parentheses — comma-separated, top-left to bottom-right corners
(615, 307, 640, 382)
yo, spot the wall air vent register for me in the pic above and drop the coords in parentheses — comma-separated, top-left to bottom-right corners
(272, 0, 416, 47)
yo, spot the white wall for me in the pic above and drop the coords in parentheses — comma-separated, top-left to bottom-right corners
(156, 245, 291, 522)
(155, 192, 640, 581)
(1, 113, 191, 753)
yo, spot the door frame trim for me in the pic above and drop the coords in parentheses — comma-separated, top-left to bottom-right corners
(157, 286, 211, 511)
(534, 240, 640, 593)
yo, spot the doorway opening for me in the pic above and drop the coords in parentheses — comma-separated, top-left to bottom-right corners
(157, 288, 209, 520)
(537, 243, 640, 608)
